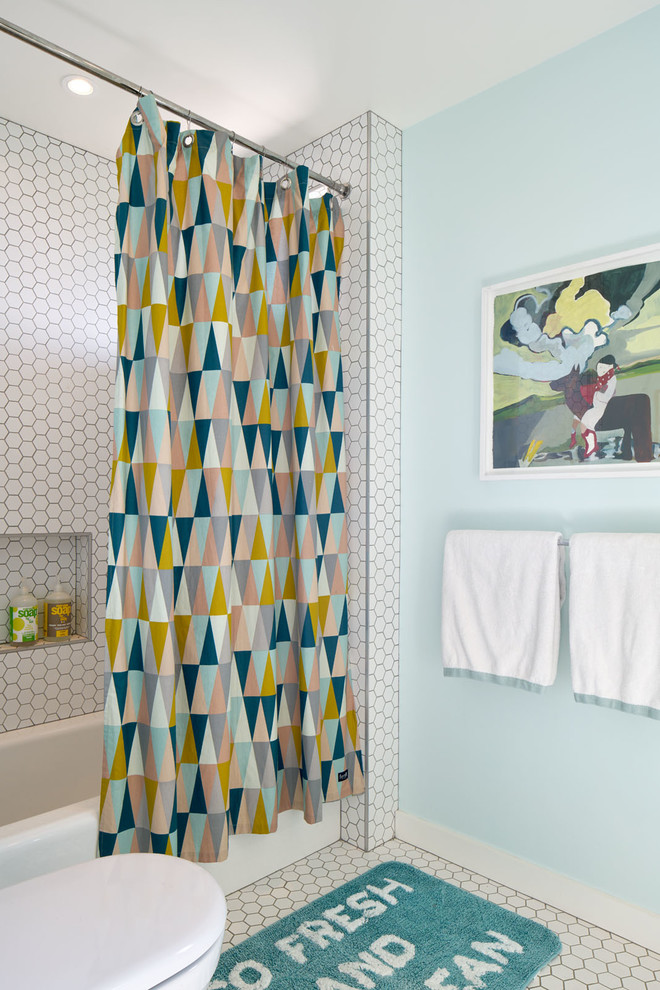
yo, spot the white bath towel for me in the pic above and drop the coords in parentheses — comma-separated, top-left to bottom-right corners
(442, 530, 565, 691)
(570, 533, 660, 719)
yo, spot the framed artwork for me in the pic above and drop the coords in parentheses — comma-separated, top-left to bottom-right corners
(481, 243, 660, 479)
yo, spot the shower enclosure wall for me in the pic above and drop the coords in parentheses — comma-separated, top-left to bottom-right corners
(0, 108, 401, 861)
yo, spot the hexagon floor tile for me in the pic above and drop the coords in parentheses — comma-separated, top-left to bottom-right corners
(219, 838, 660, 989)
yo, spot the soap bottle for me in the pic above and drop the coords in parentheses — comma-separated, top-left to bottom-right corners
(44, 577, 73, 641)
(10, 578, 39, 644)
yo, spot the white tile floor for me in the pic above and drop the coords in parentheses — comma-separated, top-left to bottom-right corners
(219, 837, 660, 989)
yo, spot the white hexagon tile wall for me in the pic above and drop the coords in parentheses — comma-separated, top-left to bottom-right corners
(0, 110, 403, 856)
(279, 113, 403, 850)
(0, 116, 115, 732)
(367, 115, 402, 849)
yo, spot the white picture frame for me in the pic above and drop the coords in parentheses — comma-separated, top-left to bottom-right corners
(481, 242, 660, 480)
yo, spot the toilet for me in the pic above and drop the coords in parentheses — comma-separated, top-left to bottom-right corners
(0, 853, 227, 989)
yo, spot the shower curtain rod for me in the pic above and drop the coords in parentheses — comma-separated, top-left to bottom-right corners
(0, 16, 351, 198)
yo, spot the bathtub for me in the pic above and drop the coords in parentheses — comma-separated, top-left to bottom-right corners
(0, 712, 340, 893)
(0, 711, 104, 827)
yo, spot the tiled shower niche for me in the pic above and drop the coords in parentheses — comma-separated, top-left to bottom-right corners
(0, 532, 91, 648)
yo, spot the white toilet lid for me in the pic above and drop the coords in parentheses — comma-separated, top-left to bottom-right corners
(0, 853, 227, 990)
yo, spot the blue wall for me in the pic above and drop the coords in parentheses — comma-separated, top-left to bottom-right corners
(401, 9, 660, 913)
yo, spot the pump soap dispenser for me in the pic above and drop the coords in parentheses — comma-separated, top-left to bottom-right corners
(44, 577, 73, 641)
(10, 578, 39, 644)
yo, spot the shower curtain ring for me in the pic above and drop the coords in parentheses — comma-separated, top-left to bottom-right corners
(131, 86, 145, 125)
(183, 109, 194, 147)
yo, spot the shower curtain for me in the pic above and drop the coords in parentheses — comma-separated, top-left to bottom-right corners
(99, 94, 364, 862)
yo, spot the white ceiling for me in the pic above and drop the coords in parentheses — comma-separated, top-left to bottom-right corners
(0, 0, 657, 162)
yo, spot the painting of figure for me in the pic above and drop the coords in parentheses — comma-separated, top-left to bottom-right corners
(481, 245, 660, 478)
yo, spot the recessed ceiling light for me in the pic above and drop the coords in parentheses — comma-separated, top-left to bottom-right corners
(62, 75, 94, 96)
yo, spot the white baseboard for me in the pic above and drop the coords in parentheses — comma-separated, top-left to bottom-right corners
(396, 810, 660, 954)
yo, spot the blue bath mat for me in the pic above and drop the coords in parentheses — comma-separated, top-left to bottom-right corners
(209, 860, 562, 989)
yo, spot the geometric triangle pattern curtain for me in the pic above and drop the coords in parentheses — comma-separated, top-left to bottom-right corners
(99, 94, 364, 862)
